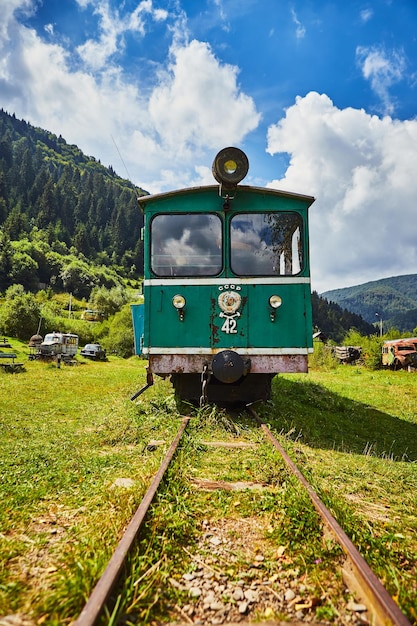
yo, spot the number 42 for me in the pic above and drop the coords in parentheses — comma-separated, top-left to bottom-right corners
(221, 317, 237, 334)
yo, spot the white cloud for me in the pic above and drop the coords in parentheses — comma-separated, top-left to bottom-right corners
(267, 91, 417, 292)
(0, 0, 260, 195)
(360, 9, 373, 23)
(76, 0, 167, 71)
(291, 8, 306, 39)
(149, 39, 260, 153)
(356, 46, 406, 115)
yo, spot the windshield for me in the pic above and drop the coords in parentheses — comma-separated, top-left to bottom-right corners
(151, 214, 222, 276)
(230, 212, 303, 276)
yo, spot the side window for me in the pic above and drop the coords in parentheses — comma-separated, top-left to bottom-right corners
(151, 213, 222, 276)
(230, 212, 303, 276)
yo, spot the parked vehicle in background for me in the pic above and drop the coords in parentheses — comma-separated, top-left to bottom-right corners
(80, 343, 107, 360)
(29, 332, 79, 361)
(81, 310, 104, 322)
(382, 338, 417, 370)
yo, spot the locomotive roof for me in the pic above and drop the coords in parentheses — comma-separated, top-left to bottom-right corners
(138, 184, 315, 207)
(383, 337, 417, 345)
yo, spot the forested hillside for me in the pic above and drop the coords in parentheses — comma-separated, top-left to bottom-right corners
(0, 109, 377, 341)
(312, 291, 376, 342)
(0, 108, 146, 296)
(322, 274, 417, 333)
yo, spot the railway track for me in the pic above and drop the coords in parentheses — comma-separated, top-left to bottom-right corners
(73, 408, 412, 626)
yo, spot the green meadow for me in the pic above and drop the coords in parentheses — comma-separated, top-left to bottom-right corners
(0, 347, 416, 624)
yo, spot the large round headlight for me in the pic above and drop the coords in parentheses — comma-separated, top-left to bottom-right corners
(212, 147, 249, 187)
(269, 295, 282, 309)
(172, 295, 186, 309)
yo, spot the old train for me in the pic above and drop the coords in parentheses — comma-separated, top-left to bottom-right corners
(131, 147, 315, 404)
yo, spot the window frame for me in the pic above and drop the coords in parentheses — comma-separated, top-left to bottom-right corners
(229, 211, 305, 277)
(150, 212, 223, 277)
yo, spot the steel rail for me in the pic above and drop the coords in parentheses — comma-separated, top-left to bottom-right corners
(74, 415, 191, 626)
(247, 406, 411, 626)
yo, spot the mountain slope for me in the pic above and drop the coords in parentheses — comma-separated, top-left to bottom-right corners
(312, 291, 376, 342)
(0, 108, 146, 289)
(322, 274, 417, 332)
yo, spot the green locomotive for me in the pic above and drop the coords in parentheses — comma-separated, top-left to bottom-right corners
(132, 147, 314, 404)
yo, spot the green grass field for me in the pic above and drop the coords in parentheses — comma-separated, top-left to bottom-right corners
(0, 348, 416, 624)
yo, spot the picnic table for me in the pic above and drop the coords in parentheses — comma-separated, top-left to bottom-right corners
(0, 352, 24, 371)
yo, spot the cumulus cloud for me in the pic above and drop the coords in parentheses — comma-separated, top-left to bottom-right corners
(0, 0, 259, 194)
(149, 39, 260, 153)
(267, 91, 417, 292)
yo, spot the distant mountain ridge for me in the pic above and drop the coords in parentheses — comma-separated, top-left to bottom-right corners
(322, 274, 417, 333)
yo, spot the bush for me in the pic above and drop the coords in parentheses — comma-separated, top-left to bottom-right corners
(309, 341, 338, 370)
(89, 285, 130, 318)
(101, 303, 134, 358)
(0, 289, 41, 340)
(343, 329, 382, 369)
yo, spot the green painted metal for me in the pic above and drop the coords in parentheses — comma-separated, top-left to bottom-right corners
(136, 184, 314, 360)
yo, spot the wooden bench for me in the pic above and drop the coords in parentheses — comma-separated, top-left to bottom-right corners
(0, 353, 24, 371)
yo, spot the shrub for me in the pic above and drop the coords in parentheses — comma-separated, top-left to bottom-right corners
(0, 290, 41, 340)
(101, 303, 134, 358)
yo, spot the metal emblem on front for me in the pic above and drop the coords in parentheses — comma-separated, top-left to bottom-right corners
(218, 291, 241, 314)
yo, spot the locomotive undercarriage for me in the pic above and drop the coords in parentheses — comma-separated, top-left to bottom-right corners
(171, 372, 275, 405)
(150, 349, 308, 405)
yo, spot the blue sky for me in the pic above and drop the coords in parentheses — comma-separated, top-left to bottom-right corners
(1, 0, 417, 292)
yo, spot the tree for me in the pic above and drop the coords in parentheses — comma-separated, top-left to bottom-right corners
(59, 259, 97, 298)
(9, 250, 39, 291)
(73, 222, 91, 256)
(101, 303, 134, 357)
(36, 178, 58, 228)
(17, 147, 35, 194)
(0, 231, 13, 291)
(0, 290, 41, 340)
(89, 285, 129, 318)
(0, 108, 146, 282)
(4, 204, 28, 239)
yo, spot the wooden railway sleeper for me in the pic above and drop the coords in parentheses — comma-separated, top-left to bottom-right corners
(247, 406, 412, 626)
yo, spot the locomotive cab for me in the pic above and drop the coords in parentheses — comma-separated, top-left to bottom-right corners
(132, 147, 314, 405)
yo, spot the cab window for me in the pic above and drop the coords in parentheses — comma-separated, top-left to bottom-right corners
(151, 213, 222, 276)
(230, 212, 303, 276)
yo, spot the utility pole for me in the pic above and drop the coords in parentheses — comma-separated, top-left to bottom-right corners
(375, 313, 383, 337)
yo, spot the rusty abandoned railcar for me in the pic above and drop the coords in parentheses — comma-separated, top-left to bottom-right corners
(382, 338, 417, 370)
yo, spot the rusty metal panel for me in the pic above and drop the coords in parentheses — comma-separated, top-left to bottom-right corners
(149, 353, 308, 375)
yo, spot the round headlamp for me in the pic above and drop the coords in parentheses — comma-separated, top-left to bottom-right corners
(172, 294, 186, 309)
(269, 295, 282, 309)
(212, 147, 249, 187)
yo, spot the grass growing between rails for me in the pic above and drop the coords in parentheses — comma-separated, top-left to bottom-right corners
(103, 408, 349, 625)
(259, 366, 417, 622)
(0, 360, 416, 624)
